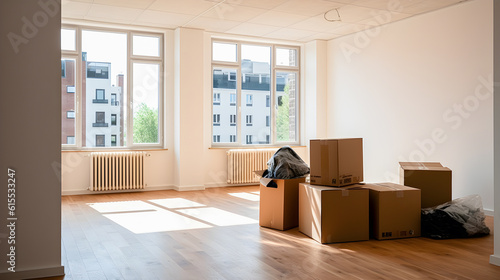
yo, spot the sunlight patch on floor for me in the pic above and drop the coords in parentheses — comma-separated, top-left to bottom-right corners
(177, 207, 258, 226)
(149, 198, 206, 209)
(87, 200, 156, 213)
(229, 192, 260, 201)
(103, 210, 212, 234)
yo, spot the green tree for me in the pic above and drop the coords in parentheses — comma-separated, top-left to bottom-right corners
(277, 84, 290, 142)
(133, 103, 158, 143)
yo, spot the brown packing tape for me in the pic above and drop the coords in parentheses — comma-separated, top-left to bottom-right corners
(342, 189, 349, 197)
(321, 143, 329, 184)
(374, 183, 405, 198)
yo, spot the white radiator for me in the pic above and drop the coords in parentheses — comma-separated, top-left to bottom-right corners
(90, 151, 146, 191)
(227, 149, 276, 184)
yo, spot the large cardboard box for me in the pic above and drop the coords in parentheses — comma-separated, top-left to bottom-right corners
(310, 138, 363, 187)
(361, 183, 421, 240)
(299, 183, 369, 244)
(257, 171, 306, 230)
(399, 162, 452, 208)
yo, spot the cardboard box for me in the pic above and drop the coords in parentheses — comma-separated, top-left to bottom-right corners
(299, 183, 369, 244)
(361, 183, 421, 240)
(256, 171, 306, 230)
(310, 138, 363, 187)
(399, 162, 452, 208)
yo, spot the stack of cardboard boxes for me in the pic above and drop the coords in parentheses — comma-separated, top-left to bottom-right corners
(259, 138, 452, 244)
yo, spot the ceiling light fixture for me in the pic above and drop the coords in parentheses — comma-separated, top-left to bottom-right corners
(324, 8, 341, 22)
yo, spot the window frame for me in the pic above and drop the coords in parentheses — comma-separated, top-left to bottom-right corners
(61, 24, 164, 150)
(211, 39, 300, 147)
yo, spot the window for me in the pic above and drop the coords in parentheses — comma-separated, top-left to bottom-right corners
(213, 114, 220, 126)
(96, 135, 105, 147)
(246, 115, 252, 126)
(93, 89, 107, 103)
(213, 135, 220, 142)
(61, 60, 66, 77)
(61, 26, 164, 149)
(67, 136, 75, 145)
(246, 94, 253, 106)
(213, 93, 220, 105)
(67, 111, 75, 119)
(230, 114, 236, 126)
(230, 93, 236, 106)
(93, 112, 107, 127)
(211, 40, 299, 146)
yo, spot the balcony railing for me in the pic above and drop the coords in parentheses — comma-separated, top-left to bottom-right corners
(93, 122, 109, 127)
(93, 99, 109, 104)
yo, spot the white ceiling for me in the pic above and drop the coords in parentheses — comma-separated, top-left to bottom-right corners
(62, 0, 469, 42)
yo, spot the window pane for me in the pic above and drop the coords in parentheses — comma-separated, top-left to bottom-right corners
(276, 47, 297, 67)
(213, 42, 237, 62)
(276, 72, 297, 142)
(62, 59, 76, 145)
(82, 30, 126, 147)
(241, 45, 271, 145)
(132, 63, 160, 144)
(133, 35, 160, 57)
(61, 28, 76, 51)
(212, 67, 237, 143)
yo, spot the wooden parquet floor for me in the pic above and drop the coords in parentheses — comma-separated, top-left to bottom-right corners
(40, 186, 499, 279)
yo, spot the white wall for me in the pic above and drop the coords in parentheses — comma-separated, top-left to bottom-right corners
(491, 0, 500, 267)
(327, 0, 494, 211)
(0, 0, 64, 278)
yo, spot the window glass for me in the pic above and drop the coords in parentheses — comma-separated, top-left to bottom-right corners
(133, 35, 160, 57)
(241, 44, 271, 145)
(82, 29, 127, 147)
(213, 42, 237, 62)
(276, 47, 297, 67)
(61, 28, 76, 51)
(61, 59, 76, 145)
(276, 72, 298, 142)
(212, 67, 237, 144)
(132, 62, 160, 144)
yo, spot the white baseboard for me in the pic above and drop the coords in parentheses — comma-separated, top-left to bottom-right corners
(174, 185, 206, 191)
(204, 182, 259, 188)
(484, 209, 494, 216)
(0, 266, 64, 280)
(490, 255, 500, 266)
(62, 185, 176, 196)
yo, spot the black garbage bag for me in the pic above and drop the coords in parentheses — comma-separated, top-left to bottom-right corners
(421, 194, 490, 239)
(263, 146, 309, 179)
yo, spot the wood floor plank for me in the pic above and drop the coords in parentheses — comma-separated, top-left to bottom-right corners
(40, 186, 500, 280)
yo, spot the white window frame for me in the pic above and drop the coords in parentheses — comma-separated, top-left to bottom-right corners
(61, 24, 164, 150)
(211, 39, 300, 147)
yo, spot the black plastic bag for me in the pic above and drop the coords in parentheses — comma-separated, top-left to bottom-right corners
(263, 146, 309, 179)
(421, 194, 490, 239)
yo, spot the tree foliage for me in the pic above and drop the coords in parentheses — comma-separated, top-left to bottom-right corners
(277, 84, 290, 142)
(133, 103, 158, 143)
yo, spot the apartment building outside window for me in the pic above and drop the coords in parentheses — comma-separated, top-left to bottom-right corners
(211, 40, 300, 146)
(61, 26, 164, 149)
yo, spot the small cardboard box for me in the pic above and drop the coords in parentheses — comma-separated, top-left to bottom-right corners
(299, 183, 369, 244)
(399, 162, 452, 208)
(256, 171, 306, 230)
(310, 138, 363, 187)
(361, 183, 421, 240)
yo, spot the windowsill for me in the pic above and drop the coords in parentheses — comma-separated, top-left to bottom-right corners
(209, 145, 306, 150)
(62, 147, 168, 152)
(93, 99, 109, 104)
